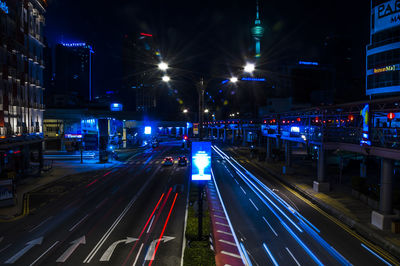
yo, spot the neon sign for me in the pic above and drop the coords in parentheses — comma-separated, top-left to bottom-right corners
(191, 142, 212, 181)
(241, 77, 266, 82)
(299, 61, 319, 66)
(373, 65, 397, 74)
(0, 1, 8, 14)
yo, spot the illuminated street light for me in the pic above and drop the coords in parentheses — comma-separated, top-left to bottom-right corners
(183, 109, 188, 113)
(204, 109, 209, 113)
(230, 76, 238, 83)
(162, 75, 170, 82)
(158, 62, 169, 71)
(244, 63, 255, 73)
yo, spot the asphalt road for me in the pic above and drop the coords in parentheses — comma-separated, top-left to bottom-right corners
(0, 141, 189, 266)
(212, 144, 398, 266)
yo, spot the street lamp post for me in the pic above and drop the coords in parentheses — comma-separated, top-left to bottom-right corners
(198, 78, 205, 140)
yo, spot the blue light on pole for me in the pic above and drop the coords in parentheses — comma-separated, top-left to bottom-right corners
(191, 142, 212, 181)
(144, 126, 152, 135)
(0, 1, 9, 14)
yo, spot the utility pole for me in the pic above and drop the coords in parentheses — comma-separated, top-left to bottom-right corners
(198, 78, 205, 141)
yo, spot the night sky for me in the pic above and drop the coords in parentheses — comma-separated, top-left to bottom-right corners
(45, 0, 370, 98)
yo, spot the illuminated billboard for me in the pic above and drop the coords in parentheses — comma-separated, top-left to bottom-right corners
(191, 141, 212, 181)
(372, 0, 400, 34)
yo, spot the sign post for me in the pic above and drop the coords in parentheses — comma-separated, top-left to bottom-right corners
(191, 141, 212, 240)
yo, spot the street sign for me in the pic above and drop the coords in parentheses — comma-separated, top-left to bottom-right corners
(191, 141, 211, 181)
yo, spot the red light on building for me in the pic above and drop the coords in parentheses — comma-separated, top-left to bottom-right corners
(348, 115, 354, 121)
(283, 121, 286, 124)
(388, 112, 396, 120)
(297, 117, 301, 122)
(264, 120, 266, 124)
(140, 33, 153, 37)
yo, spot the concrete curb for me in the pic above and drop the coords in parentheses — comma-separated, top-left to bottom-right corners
(253, 160, 400, 261)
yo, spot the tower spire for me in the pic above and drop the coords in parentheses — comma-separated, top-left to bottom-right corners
(251, 0, 264, 58)
(256, 0, 260, 21)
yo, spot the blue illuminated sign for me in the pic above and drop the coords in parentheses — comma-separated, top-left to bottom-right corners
(144, 126, 152, 135)
(298, 61, 319, 66)
(241, 77, 266, 82)
(110, 103, 123, 111)
(191, 142, 212, 181)
(360, 104, 371, 146)
(221, 79, 229, 84)
(61, 42, 94, 53)
(0, 1, 8, 14)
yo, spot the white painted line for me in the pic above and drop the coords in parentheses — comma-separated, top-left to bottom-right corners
(69, 215, 89, 232)
(221, 250, 242, 259)
(132, 243, 144, 266)
(217, 230, 232, 236)
(83, 168, 158, 263)
(233, 178, 239, 185)
(216, 222, 230, 227)
(29, 216, 53, 232)
(29, 241, 59, 266)
(262, 217, 278, 237)
(96, 198, 109, 209)
(146, 215, 155, 233)
(214, 214, 226, 219)
(249, 199, 259, 211)
(286, 247, 301, 266)
(0, 243, 11, 254)
(218, 239, 237, 246)
(240, 186, 247, 195)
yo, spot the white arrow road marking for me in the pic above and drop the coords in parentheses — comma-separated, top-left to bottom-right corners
(144, 236, 175, 261)
(5, 237, 43, 264)
(56, 236, 86, 263)
(132, 243, 144, 266)
(100, 237, 137, 262)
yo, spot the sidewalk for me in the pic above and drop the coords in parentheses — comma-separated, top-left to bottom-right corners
(228, 146, 400, 261)
(0, 159, 121, 220)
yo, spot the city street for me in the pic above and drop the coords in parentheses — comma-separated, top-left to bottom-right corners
(211, 144, 397, 266)
(0, 141, 189, 265)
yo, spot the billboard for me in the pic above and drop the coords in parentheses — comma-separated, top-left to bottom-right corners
(372, 0, 400, 33)
(191, 141, 212, 181)
(193, 123, 199, 135)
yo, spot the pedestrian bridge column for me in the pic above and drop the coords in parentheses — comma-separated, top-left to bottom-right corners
(242, 129, 246, 146)
(231, 129, 235, 144)
(217, 128, 220, 141)
(223, 128, 227, 143)
(266, 137, 271, 160)
(283, 140, 292, 174)
(371, 158, 396, 230)
(313, 145, 330, 192)
(210, 127, 214, 140)
(176, 127, 180, 137)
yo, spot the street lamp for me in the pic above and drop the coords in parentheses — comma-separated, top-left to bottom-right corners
(158, 62, 169, 71)
(230, 76, 238, 83)
(204, 109, 209, 113)
(183, 109, 188, 113)
(244, 63, 255, 73)
(162, 75, 170, 82)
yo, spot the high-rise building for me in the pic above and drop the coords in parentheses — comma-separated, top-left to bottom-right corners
(46, 42, 94, 107)
(0, 0, 46, 181)
(366, 0, 400, 97)
(251, 0, 264, 58)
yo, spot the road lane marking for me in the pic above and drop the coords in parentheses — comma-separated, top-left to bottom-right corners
(145, 236, 175, 261)
(240, 186, 247, 195)
(214, 214, 226, 219)
(100, 237, 138, 262)
(29, 241, 59, 266)
(361, 243, 391, 266)
(233, 178, 239, 184)
(221, 250, 242, 259)
(83, 170, 156, 263)
(69, 215, 89, 232)
(29, 216, 53, 232)
(5, 237, 43, 264)
(239, 242, 252, 266)
(56, 236, 86, 263)
(96, 198, 109, 209)
(286, 247, 301, 266)
(0, 244, 11, 254)
(249, 199, 259, 211)
(262, 243, 279, 266)
(262, 217, 278, 237)
(216, 222, 230, 227)
(146, 215, 155, 233)
(132, 243, 144, 266)
(218, 239, 236, 246)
